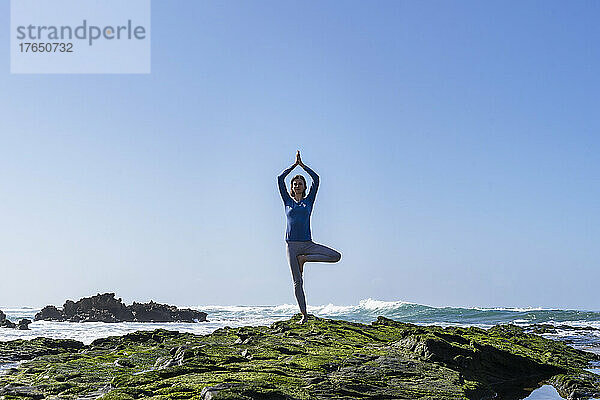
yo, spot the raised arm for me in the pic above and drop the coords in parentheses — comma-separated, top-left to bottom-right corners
(301, 163, 319, 204)
(277, 163, 296, 205)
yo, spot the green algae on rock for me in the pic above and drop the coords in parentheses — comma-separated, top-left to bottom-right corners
(1, 316, 599, 399)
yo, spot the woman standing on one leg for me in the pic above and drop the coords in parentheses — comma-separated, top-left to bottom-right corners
(277, 151, 342, 324)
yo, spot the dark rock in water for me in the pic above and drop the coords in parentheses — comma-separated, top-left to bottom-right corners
(34, 305, 63, 321)
(34, 293, 207, 323)
(17, 319, 32, 330)
(130, 301, 207, 322)
(0, 313, 16, 329)
(527, 323, 600, 335)
(61, 293, 135, 322)
(0, 309, 25, 330)
(0, 320, 16, 328)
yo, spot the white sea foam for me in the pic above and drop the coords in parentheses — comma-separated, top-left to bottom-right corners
(550, 320, 600, 329)
(357, 298, 412, 310)
(472, 306, 549, 312)
(312, 303, 354, 315)
(1, 300, 599, 346)
(532, 320, 600, 332)
(0, 308, 38, 313)
(0, 318, 292, 345)
(272, 304, 299, 313)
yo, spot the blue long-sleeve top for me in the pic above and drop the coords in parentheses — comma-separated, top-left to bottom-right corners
(278, 164, 320, 242)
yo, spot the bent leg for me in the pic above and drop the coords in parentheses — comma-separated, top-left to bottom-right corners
(303, 242, 342, 263)
(286, 242, 308, 315)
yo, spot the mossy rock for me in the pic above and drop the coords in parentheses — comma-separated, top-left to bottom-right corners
(1, 315, 599, 399)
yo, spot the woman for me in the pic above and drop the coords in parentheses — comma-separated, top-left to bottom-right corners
(278, 151, 341, 324)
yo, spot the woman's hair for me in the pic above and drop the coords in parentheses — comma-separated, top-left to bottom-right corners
(289, 175, 307, 198)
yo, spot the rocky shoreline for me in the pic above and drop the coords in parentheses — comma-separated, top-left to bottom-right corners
(33, 293, 207, 323)
(0, 315, 599, 400)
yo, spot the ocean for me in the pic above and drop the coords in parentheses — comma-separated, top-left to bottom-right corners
(1, 298, 599, 352)
(2, 299, 599, 400)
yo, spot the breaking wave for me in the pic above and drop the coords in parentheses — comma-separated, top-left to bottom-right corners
(1, 299, 599, 344)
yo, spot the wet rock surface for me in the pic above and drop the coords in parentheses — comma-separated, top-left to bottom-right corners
(0, 316, 599, 399)
(526, 324, 600, 358)
(33, 293, 207, 323)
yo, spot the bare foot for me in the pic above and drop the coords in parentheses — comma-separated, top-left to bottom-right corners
(297, 314, 307, 324)
(297, 255, 308, 275)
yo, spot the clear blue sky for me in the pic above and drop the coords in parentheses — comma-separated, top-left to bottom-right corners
(1, 1, 598, 309)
